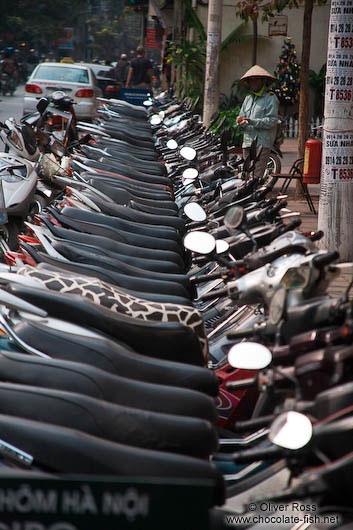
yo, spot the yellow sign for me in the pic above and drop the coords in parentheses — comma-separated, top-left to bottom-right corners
(60, 57, 74, 64)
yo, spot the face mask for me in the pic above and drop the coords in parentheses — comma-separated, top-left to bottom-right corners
(251, 83, 266, 97)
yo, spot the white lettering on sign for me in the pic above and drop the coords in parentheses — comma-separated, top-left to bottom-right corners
(102, 488, 149, 521)
(61, 485, 97, 515)
(0, 485, 57, 513)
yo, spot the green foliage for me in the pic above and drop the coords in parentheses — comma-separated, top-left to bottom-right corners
(181, 0, 207, 42)
(211, 108, 243, 147)
(166, 39, 206, 99)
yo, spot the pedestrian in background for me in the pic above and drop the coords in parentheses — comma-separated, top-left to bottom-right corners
(125, 45, 152, 90)
(237, 65, 279, 178)
(114, 53, 129, 84)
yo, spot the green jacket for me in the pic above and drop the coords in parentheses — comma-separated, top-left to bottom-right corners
(239, 91, 279, 149)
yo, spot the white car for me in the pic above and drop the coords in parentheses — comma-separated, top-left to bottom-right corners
(23, 62, 102, 120)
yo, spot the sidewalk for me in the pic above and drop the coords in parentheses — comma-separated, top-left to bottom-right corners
(274, 138, 350, 298)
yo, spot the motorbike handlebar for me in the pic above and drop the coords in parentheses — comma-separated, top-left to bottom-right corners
(280, 219, 302, 233)
(232, 444, 285, 463)
(235, 414, 275, 433)
(313, 250, 339, 269)
(226, 377, 257, 391)
(200, 286, 232, 301)
(191, 271, 225, 284)
(226, 327, 255, 339)
(308, 230, 324, 242)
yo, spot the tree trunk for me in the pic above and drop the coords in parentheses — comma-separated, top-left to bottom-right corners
(202, 0, 223, 127)
(172, 0, 184, 94)
(295, 0, 314, 199)
(252, 17, 258, 66)
(318, 0, 353, 260)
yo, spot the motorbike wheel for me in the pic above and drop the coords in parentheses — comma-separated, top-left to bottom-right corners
(31, 194, 48, 216)
(265, 152, 282, 186)
(1, 217, 23, 251)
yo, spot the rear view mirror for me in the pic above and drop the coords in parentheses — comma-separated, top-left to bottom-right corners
(216, 240, 230, 254)
(183, 231, 216, 254)
(36, 98, 50, 115)
(269, 411, 313, 450)
(150, 115, 162, 126)
(182, 167, 199, 182)
(184, 202, 206, 222)
(228, 342, 272, 370)
(224, 206, 245, 231)
(143, 100, 153, 107)
(166, 139, 178, 150)
(180, 146, 197, 161)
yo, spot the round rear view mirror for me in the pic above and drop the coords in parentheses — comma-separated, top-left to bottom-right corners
(183, 231, 216, 254)
(216, 240, 230, 254)
(182, 167, 199, 181)
(166, 139, 178, 150)
(228, 342, 272, 370)
(180, 146, 197, 161)
(184, 202, 206, 222)
(224, 206, 245, 230)
(150, 115, 162, 126)
(269, 411, 313, 450)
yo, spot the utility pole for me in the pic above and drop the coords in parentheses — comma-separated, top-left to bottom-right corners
(202, 0, 223, 127)
(318, 0, 353, 259)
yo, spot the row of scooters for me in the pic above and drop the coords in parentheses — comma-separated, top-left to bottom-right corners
(0, 90, 350, 528)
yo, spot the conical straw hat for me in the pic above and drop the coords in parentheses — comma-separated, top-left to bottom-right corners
(239, 65, 277, 85)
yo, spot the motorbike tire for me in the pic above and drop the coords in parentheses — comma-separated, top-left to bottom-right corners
(2, 217, 22, 251)
(266, 152, 282, 186)
(31, 194, 48, 215)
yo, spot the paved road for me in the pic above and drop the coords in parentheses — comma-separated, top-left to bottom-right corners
(0, 83, 25, 122)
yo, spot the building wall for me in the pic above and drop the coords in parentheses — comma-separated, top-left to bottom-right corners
(197, 2, 330, 96)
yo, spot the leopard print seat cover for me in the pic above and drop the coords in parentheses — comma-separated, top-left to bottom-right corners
(17, 265, 209, 361)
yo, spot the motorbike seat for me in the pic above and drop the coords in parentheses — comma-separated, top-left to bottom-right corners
(20, 243, 190, 299)
(17, 264, 205, 357)
(0, 414, 224, 505)
(26, 260, 192, 305)
(95, 138, 158, 160)
(13, 319, 218, 395)
(86, 175, 174, 202)
(0, 351, 216, 420)
(45, 209, 183, 254)
(50, 240, 193, 293)
(59, 206, 180, 241)
(37, 220, 185, 269)
(79, 197, 186, 234)
(0, 382, 217, 458)
(7, 283, 204, 365)
(78, 158, 171, 186)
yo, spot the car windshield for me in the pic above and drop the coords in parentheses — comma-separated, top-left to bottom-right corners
(34, 66, 89, 84)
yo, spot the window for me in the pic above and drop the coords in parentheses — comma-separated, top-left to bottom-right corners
(34, 66, 90, 84)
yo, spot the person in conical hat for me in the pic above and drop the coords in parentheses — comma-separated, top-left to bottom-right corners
(236, 65, 279, 178)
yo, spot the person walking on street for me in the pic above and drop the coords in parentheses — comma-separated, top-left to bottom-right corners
(114, 53, 129, 84)
(125, 46, 152, 90)
(237, 65, 279, 178)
